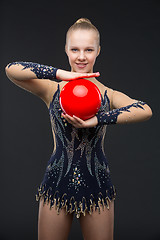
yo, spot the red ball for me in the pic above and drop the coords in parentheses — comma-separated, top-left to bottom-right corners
(59, 79, 102, 120)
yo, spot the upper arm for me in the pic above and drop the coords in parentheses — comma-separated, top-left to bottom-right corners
(108, 89, 153, 121)
(110, 90, 138, 109)
(5, 66, 57, 107)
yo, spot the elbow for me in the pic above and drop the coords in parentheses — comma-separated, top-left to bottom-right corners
(5, 63, 11, 71)
(5, 63, 14, 81)
(5, 65, 10, 77)
(148, 109, 153, 119)
(145, 105, 153, 120)
(5, 64, 11, 76)
(5, 65, 9, 73)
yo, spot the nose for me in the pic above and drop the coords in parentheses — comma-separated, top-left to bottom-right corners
(78, 51, 86, 61)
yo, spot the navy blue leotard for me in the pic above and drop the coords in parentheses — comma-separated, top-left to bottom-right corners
(36, 83, 116, 218)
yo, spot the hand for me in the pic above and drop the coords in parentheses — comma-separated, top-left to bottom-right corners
(61, 113, 98, 128)
(56, 69, 100, 81)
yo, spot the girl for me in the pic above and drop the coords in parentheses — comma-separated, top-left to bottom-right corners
(5, 18, 152, 240)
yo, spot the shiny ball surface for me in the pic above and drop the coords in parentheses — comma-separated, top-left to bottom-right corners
(59, 79, 102, 120)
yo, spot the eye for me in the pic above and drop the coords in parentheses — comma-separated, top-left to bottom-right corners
(71, 48, 78, 52)
(86, 49, 94, 52)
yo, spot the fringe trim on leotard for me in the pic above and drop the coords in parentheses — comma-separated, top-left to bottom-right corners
(35, 184, 116, 218)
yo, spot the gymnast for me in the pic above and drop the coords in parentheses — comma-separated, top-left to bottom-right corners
(5, 18, 152, 240)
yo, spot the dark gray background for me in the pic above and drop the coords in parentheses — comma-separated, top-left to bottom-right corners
(1, 0, 160, 239)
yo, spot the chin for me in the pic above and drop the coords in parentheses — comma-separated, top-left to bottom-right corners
(74, 67, 92, 73)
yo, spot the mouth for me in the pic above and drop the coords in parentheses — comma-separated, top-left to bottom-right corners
(76, 63, 88, 69)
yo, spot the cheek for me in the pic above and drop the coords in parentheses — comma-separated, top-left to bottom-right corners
(67, 54, 74, 65)
(68, 53, 76, 62)
(88, 54, 97, 64)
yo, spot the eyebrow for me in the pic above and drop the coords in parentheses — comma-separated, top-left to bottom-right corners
(70, 46, 95, 49)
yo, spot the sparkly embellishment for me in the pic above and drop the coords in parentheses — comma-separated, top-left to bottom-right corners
(35, 85, 116, 218)
(64, 127, 80, 177)
(36, 183, 116, 219)
(46, 151, 64, 187)
(75, 130, 94, 176)
(96, 100, 146, 126)
(7, 61, 58, 79)
(67, 161, 89, 194)
(94, 152, 110, 188)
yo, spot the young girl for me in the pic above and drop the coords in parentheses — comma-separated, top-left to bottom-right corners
(5, 18, 152, 240)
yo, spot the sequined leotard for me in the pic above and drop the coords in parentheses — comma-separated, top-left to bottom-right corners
(36, 83, 116, 218)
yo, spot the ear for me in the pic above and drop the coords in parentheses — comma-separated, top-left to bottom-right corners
(97, 46, 101, 57)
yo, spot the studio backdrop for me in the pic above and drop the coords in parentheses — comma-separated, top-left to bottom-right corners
(1, 1, 160, 240)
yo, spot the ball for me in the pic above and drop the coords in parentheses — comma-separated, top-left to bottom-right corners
(59, 79, 102, 120)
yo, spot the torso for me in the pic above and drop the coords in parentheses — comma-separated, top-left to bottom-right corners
(36, 80, 116, 217)
(44, 79, 113, 154)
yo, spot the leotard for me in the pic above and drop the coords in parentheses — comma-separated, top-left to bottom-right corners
(36, 83, 116, 218)
(6, 61, 147, 218)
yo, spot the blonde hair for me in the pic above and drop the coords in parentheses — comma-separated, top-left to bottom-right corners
(66, 18, 100, 46)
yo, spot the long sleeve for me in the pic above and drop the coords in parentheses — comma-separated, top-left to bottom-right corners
(6, 61, 58, 80)
(95, 100, 152, 125)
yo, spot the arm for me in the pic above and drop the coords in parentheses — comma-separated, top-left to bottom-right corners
(5, 61, 59, 104)
(96, 90, 153, 125)
(5, 61, 100, 105)
(5, 61, 58, 81)
(5, 61, 100, 81)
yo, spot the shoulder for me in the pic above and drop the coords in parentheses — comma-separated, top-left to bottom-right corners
(97, 81, 144, 110)
(104, 86, 114, 110)
(96, 81, 114, 109)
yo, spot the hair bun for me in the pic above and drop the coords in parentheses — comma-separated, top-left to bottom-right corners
(66, 17, 100, 46)
(76, 18, 92, 24)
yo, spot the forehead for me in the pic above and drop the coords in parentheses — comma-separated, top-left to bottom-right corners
(67, 29, 98, 47)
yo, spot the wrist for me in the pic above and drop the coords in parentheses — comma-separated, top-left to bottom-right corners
(55, 69, 61, 80)
(94, 115, 98, 126)
(6, 61, 58, 80)
(96, 111, 118, 126)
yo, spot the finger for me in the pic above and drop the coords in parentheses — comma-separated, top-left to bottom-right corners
(65, 114, 76, 123)
(84, 72, 100, 78)
(77, 72, 100, 79)
(65, 114, 81, 126)
(62, 113, 72, 123)
(65, 72, 100, 81)
(63, 113, 78, 124)
(65, 113, 73, 119)
(63, 113, 85, 127)
(73, 115, 84, 123)
(73, 115, 86, 127)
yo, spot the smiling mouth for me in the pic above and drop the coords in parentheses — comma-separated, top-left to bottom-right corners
(76, 63, 88, 68)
